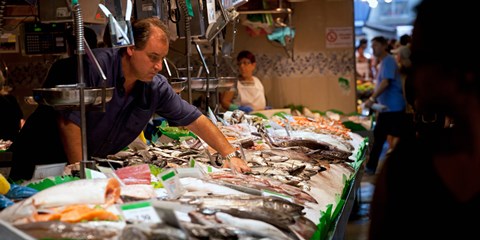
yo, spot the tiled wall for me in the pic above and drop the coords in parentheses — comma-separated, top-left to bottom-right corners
(3, 56, 56, 118)
(172, 50, 354, 79)
(254, 51, 354, 77)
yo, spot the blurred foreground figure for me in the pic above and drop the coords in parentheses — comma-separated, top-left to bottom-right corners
(369, 0, 480, 239)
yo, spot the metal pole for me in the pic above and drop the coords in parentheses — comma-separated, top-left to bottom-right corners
(213, 36, 220, 113)
(72, 4, 90, 179)
(179, 0, 193, 104)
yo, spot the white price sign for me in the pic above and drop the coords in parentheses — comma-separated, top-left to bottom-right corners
(120, 201, 161, 223)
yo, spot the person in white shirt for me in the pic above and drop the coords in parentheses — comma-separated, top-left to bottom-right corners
(220, 50, 266, 113)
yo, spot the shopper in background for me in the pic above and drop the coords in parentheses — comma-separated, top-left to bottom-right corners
(392, 45, 414, 109)
(220, 50, 267, 113)
(398, 33, 411, 47)
(369, 0, 480, 239)
(386, 38, 397, 54)
(355, 38, 373, 80)
(391, 44, 415, 141)
(364, 36, 406, 175)
(8, 18, 251, 181)
(0, 70, 23, 142)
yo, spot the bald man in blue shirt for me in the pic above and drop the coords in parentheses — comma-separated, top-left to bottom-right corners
(9, 18, 250, 180)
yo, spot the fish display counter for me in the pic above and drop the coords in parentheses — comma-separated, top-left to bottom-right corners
(0, 110, 368, 240)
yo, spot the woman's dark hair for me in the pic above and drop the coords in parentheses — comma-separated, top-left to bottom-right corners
(399, 34, 411, 46)
(237, 50, 256, 63)
(371, 36, 388, 46)
(357, 38, 368, 50)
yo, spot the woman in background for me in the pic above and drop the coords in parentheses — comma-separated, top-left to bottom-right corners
(355, 38, 373, 80)
(220, 50, 266, 113)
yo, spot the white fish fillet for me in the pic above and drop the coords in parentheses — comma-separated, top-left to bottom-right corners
(180, 177, 248, 196)
(31, 178, 121, 209)
(121, 184, 156, 199)
(215, 212, 291, 240)
(0, 178, 121, 224)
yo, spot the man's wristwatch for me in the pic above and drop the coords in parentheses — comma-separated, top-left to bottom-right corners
(223, 150, 242, 161)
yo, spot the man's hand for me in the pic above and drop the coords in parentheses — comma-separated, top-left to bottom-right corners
(365, 96, 375, 108)
(222, 157, 251, 174)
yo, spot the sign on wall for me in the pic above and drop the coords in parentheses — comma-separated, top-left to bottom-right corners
(325, 27, 353, 48)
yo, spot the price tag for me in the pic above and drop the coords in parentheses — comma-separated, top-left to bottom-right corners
(176, 167, 206, 179)
(85, 168, 107, 179)
(261, 189, 294, 203)
(189, 158, 196, 168)
(32, 163, 66, 180)
(158, 169, 185, 199)
(119, 201, 161, 223)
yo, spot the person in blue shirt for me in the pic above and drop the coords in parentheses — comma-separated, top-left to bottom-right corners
(364, 36, 406, 175)
(8, 18, 250, 181)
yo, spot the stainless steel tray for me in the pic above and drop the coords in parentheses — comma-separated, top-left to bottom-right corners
(29, 87, 114, 107)
(170, 77, 236, 91)
(217, 76, 237, 89)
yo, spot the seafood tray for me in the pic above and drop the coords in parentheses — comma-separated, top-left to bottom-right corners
(170, 77, 236, 91)
(27, 87, 114, 107)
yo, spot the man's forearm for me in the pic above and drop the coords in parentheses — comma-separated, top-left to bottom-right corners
(371, 78, 390, 99)
(57, 116, 83, 164)
(186, 115, 236, 156)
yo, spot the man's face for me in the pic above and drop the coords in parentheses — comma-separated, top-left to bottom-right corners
(130, 28, 169, 82)
(371, 40, 384, 58)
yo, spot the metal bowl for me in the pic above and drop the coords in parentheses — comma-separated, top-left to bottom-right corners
(32, 87, 115, 107)
(169, 78, 187, 93)
(217, 76, 237, 89)
(170, 77, 236, 91)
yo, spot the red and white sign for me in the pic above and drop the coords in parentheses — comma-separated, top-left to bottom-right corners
(326, 27, 353, 49)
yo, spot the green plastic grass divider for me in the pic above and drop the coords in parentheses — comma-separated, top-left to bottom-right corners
(251, 112, 268, 119)
(273, 111, 289, 118)
(352, 137, 369, 170)
(342, 121, 367, 131)
(312, 110, 326, 116)
(27, 175, 80, 191)
(313, 204, 334, 240)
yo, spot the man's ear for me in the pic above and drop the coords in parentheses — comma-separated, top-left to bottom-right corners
(126, 46, 135, 56)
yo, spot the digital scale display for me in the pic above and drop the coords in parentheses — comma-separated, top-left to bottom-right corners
(21, 22, 67, 55)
